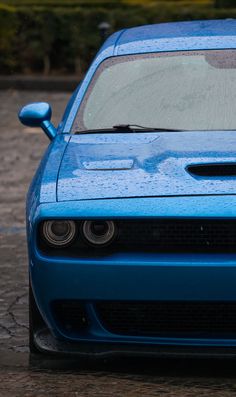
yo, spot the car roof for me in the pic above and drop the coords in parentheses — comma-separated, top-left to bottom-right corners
(102, 19, 236, 56)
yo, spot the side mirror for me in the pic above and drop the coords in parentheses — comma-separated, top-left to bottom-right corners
(18, 102, 56, 140)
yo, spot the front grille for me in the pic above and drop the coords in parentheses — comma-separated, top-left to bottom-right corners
(96, 301, 236, 338)
(117, 219, 236, 252)
(52, 300, 88, 334)
(39, 218, 236, 255)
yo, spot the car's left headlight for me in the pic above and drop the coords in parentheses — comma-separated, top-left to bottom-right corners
(42, 220, 77, 247)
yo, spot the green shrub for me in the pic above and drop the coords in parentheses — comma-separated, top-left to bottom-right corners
(1, 1, 236, 75)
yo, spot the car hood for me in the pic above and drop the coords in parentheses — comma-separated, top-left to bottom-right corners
(57, 131, 236, 201)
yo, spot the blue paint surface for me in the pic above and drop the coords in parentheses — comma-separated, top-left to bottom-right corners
(23, 20, 236, 353)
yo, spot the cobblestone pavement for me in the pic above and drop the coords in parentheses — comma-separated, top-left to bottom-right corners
(1, 90, 236, 396)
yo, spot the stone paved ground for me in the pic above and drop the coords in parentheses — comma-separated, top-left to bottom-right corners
(0, 90, 69, 355)
(1, 90, 236, 396)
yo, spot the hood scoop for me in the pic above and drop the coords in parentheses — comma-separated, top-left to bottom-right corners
(187, 163, 236, 177)
(82, 159, 134, 171)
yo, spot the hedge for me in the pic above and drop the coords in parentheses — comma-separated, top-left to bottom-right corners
(0, 1, 236, 75)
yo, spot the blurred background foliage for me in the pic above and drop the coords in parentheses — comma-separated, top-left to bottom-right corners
(0, 0, 236, 75)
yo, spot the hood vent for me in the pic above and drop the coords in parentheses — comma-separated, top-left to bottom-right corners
(187, 163, 236, 177)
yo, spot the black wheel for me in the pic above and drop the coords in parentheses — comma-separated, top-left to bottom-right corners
(29, 281, 45, 354)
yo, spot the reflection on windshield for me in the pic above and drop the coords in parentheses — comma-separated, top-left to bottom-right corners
(205, 50, 236, 69)
(72, 50, 236, 132)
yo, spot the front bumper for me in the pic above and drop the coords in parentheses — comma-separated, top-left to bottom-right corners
(30, 250, 236, 350)
(29, 198, 236, 355)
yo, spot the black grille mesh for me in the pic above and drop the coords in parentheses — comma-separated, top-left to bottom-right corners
(96, 301, 236, 338)
(117, 219, 236, 251)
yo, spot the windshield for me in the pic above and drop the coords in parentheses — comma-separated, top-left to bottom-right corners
(72, 50, 236, 132)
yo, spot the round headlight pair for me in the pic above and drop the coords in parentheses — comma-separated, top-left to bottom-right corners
(42, 220, 117, 248)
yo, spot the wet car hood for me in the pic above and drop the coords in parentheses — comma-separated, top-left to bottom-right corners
(57, 131, 236, 201)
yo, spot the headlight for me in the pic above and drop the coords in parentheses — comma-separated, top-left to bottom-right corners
(42, 220, 77, 247)
(81, 220, 117, 247)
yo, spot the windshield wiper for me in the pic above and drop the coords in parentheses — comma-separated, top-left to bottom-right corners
(75, 124, 185, 134)
(113, 124, 185, 132)
(75, 128, 123, 134)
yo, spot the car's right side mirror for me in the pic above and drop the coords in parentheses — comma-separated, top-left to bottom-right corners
(18, 102, 56, 140)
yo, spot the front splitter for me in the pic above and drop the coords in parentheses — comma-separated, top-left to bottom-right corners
(34, 329, 236, 359)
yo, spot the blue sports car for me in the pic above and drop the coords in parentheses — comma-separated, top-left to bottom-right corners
(19, 19, 236, 357)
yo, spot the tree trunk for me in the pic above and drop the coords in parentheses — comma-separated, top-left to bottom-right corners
(75, 56, 82, 77)
(43, 53, 50, 75)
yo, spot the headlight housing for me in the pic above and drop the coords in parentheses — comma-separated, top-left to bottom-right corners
(81, 220, 117, 247)
(42, 220, 77, 247)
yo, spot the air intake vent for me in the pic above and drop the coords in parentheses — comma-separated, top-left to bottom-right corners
(96, 301, 236, 338)
(187, 163, 236, 177)
(52, 300, 88, 334)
